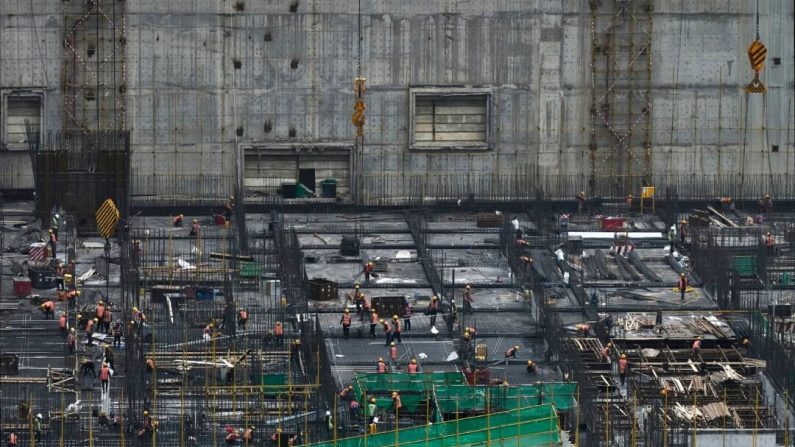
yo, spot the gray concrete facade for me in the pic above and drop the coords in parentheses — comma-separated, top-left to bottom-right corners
(1, 0, 793, 196)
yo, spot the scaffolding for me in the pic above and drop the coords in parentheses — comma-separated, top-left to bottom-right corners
(590, 0, 654, 193)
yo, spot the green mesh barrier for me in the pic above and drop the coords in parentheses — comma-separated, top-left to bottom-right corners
(307, 404, 561, 447)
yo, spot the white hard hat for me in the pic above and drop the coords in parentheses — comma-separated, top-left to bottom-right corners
(325, 410, 331, 416)
(37, 413, 43, 419)
(54, 213, 60, 219)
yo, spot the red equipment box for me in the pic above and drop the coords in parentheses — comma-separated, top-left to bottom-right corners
(13, 277, 32, 297)
(601, 217, 625, 231)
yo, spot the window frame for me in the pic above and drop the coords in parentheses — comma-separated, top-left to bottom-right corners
(409, 87, 492, 151)
(1, 90, 45, 151)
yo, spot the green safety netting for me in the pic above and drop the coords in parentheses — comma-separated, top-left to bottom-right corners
(434, 383, 577, 413)
(352, 372, 465, 410)
(307, 404, 561, 447)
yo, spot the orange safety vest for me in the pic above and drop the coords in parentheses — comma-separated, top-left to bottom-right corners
(390, 346, 398, 360)
(86, 320, 94, 333)
(146, 359, 156, 370)
(692, 340, 701, 350)
(341, 314, 351, 326)
(618, 358, 628, 373)
(113, 323, 122, 336)
(407, 363, 418, 373)
(44, 301, 55, 311)
(56, 266, 64, 278)
(239, 310, 248, 320)
(393, 396, 402, 410)
(377, 361, 386, 373)
(67, 334, 76, 345)
(678, 277, 688, 291)
(243, 429, 253, 441)
(50, 233, 57, 243)
(382, 322, 391, 333)
(203, 325, 212, 335)
(59, 315, 67, 329)
(96, 304, 105, 319)
(505, 347, 517, 357)
(601, 347, 611, 358)
(103, 309, 112, 322)
(393, 319, 401, 333)
(364, 263, 373, 273)
(370, 313, 378, 324)
(766, 235, 775, 247)
(463, 291, 473, 303)
(99, 367, 110, 381)
(274, 324, 283, 336)
(8, 433, 17, 444)
(429, 300, 438, 310)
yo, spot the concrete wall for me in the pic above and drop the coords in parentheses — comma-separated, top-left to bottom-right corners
(1, 0, 793, 195)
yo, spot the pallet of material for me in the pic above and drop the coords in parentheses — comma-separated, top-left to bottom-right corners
(476, 213, 504, 228)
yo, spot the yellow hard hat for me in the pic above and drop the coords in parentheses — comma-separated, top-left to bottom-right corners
(527, 360, 535, 366)
(390, 341, 396, 346)
(379, 319, 385, 324)
(93, 318, 98, 323)
(344, 308, 349, 313)
(348, 385, 353, 390)
(70, 328, 75, 333)
(432, 295, 438, 300)
(193, 219, 198, 223)
(355, 283, 360, 288)
(463, 332, 471, 339)
(371, 309, 376, 313)
(99, 300, 103, 305)
(514, 345, 519, 350)
(132, 307, 139, 312)
(391, 392, 398, 397)
(276, 321, 282, 325)
(620, 354, 626, 359)
(392, 315, 398, 320)
(40, 304, 46, 309)
(370, 397, 376, 403)
(75, 291, 81, 296)
(680, 273, 685, 277)
(180, 214, 184, 218)
(378, 357, 383, 362)
(411, 358, 417, 364)
(465, 285, 471, 289)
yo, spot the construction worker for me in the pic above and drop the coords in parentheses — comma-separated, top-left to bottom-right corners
(759, 194, 773, 214)
(64, 289, 80, 309)
(576, 191, 586, 214)
(96, 300, 106, 327)
(102, 305, 112, 333)
(338, 385, 354, 401)
(56, 261, 65, 290)
(380, 318, 392, 346)
(67, 328, 76, 355)
(678, 273, 688, 301)
(526, 360, 537, 374)
(503, 345, 519, 364)
(369, 310, 378, 338)
(618, 354, 628, 385)
(86, 318, 97, 345)
(742, 338, 752, 354)
(132, 240, 143, 267)
(225, 425, 239, 444)
(40, 300, 55, 319)
(389, 341, 398, 363)
(340, 309, 352, 338)
(463, 284, 473, 314)
(112, 321, 123, 347)
(668, 225, 676, 254)
(6, 431, 17, 447)
(349, 398, 361, 420)
(576, 323, 591, 335)
(391, 315, 402, 343)
(203, 322, 214, 341)
(59, 311, 68, 336)
(290, 339, 301, 363)
(173, 214, 184, 227)
(48, 228, 57, 258)
(626, 194, 633, 209)
(224, 196, 235, 222)
(359, 294, 370, 321)
(376, 357, 387, 373)
(363, 261, 374, 282)
(80, 357, 97, 383)
(367, 397, 378, 424)
(601, 342, 612, 361)
(51, 212, 60, 237)
(133, 306, 146, 323)
(238, 307, 249, 330)
(691, 336, 702, 356)
(656, 310, 663, 334)
(765, 232, 775, 256)
(270, 427, 284, 446)
(391, 391, 402, 415)
(146, 358, 156, 372)
(407, 358, 419, 374)
(99, 362, 111, 392)
(242, 426, 254, 444)
(190, 219, 200, 237)
(274, 321, 284, 344)
(403, 300, 412, 331)
(104, 344, 115, 370)
(428, 295, 439, 327)
(34, 413, 43, 442)
(678, 220, 688, 247)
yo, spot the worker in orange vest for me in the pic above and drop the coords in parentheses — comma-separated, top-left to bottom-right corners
(691, 336, 702, 356)
(389, 341, 398, 363)
(242, 426, 254, 444)
(428, 295, 439, 327)
(99, 362, 111, 392)
(363, 261, 374, 282)
(224, 196, 235, 222)
(146, 358, 156, 372)
(64, 290, 81, 309)
(59, 312, 68, 336)
(112, 321, 123, 347)
(6, 431, 17, 447)
(391, 315, 402, 343)
(48, 228, 58, 258)
(55, 262, 65, 290)
(402, 300, 412, 332)
(190, 219, 200, 236)
(102, 306, 112, 333)
(67, 328, 76, 355)
(273, 321, 284, 344)
(407, 358, 419, 373)
(96, 300, 106, 331)
(340, 309, 352, 339)
(618, 354, 629, 385)
(380, 319, 392, 346)
(172, 214, 184, 227)
(376, 357, 387, 373)
(40, 300, 56, 319)
(359, 295, 370, 321)
(238, 308, 249, 330)
(462, 284, 474, 314)
(576, 191, 586, 214)
(369, 310, 378, 338)
(503, 345, 519, 364)
(86, 318, 97, 345)
(678, 273, 688, 301)
(391, 391, 402, 415)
